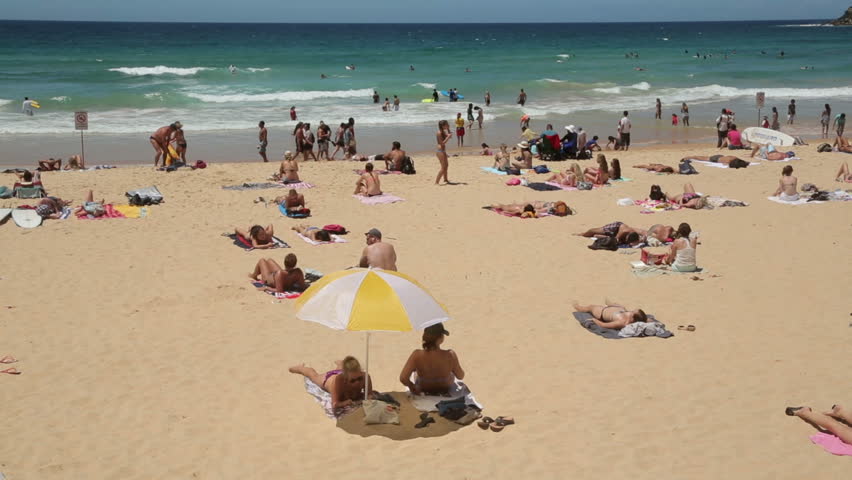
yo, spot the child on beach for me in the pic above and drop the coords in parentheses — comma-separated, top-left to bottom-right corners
(671, 113, 679, 126)
(455, 113, 465, 147)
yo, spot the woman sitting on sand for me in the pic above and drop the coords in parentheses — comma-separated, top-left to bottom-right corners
(63, 155, 85, 170)
(608, 158, 622, 180)
(512, 141, 533, 169)
(480, 143, 493, 156)
(493, 144, 511, 171)
(547, 163, 583, 187)
(488, 201, 571, 217)
(641, 223, 699, 272)
(634, 163, 675, 174)
(276, 151, 300, 183)
(289, 356, 374, 411)
(274, 189, 309, 215)
(785, 404, 852, 446)
(250, 253, 306, 293)
(291, 224, 331, 242)
(667, 183, 708, 209)
(235, 224, 276, 249)
(774, 165, 799, 201)
(836, 161, 852, 182)
(583, 154, 610, 185)
(399, 323, 465, 395)
(750, 144, 789, 161)
(648, 184, 668, 201)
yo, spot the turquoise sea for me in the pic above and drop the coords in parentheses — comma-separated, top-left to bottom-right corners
(1, 20, 850, 136)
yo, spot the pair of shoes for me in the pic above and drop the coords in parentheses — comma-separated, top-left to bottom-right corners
(477, 416, 515, 432)
(678, 325, 696, 331)
(415, 412, 435, 429)
(785, 406, 805, 416)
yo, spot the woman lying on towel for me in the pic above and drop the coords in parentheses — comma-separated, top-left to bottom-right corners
(641, 223, 699, 272)
(836, 162, 852, 183)
(547, 163, 583, 187)
(750, 144, 790, 161)
(583, 154, 610, 184)
(291, 224, 331, 241)
(289, 356, 375, 410)
(572, 301, 648, 330)
(680, 155, 746, 165)
(399, 323, 465, 395)
(774, 165, 799, 201)
(667, 183, 708, 209)
(235, 224, 276, 249)
(634, 163, 675, 174)
(488, 200, 572, 217)
(250, 253, 306, 293)
(785, 404, 852, 446)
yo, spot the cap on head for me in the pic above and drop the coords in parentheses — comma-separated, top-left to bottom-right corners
(365, 228, 382, 239)
(424, 323, 449, 337)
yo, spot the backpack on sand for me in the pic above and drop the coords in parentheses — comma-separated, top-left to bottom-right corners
(588, 236, 618, 251)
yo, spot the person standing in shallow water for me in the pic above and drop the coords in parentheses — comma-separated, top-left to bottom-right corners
(655, 98, 662, 120)
(681, 102, 690, 127)
(517, 89, 527, 106)
(485, 90, 491, 107)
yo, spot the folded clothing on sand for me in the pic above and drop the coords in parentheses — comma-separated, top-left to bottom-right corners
(405, 377, 483, 412)
(353, 194, 404, 204)
(226, 233, 290, 250)
(572, 311, 673, 339)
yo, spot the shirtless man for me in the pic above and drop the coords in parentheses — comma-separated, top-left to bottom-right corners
(359, 228, 397, 271)
(576, 221, 644, 246)
(149, 122, 181, 167)
(380, 141, 406, 171)
(172, 125, 187, 163)
(354, 162, 382, 196)
(257, 121, 268, 162)
(278, 152, 300, 183)
(573, 301, 648, 330)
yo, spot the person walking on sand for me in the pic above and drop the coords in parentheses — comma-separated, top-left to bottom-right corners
(477, 106, 484, 129)
(149, 122, 181, 167)
(317, 121, 330, 161)
(787, 99, 796, 125)
(715, 109, 730, 148)
(359, 228, 397, 271)
(771, 106, 780, 130)
(681, 102, 690, 127)
(517, 89, 527, 106)
(330, 123, 347, 160)
(467, 103, 475, 129)
(618, 111, 631, 151)
(455, 113, 465, 147)
(655, 98, 662, 120)
(485, 90, 491, 107)
(257, 121, 269, 162)
(301, 123, 317, 161)
(292, 121, 305, 157)
(820, 104, 831, 139)
(435, 120, 452, 184)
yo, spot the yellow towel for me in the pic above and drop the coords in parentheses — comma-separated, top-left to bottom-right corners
(113, 205, 148, 218)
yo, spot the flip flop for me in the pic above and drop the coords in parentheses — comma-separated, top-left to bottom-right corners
(490, 416, 515, 432)
(1, 367, 21, 375)
(785, 406, 804, 416)
(0, 355, 17, 364)
(477, 416, 495, 430)
(677, 325, 696, 331)
(415, 415, 435, 429)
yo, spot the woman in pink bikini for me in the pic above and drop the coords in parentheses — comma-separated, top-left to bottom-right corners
(289, 356, 374, 410)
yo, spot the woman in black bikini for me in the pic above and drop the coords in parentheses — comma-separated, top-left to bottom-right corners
(249, 253, 306, 293)
(435, 119, 451, 184)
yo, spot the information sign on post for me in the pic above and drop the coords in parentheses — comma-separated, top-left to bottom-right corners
(75, 111, 88, 164)
(755, 92, 765, 126)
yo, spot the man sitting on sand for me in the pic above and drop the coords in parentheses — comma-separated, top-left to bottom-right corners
(399, 323, 465, 395)
(354, 162, 382, 196)
(291, 224, 331, 242)
(277, 151, 300, 183)
(375, 141, 406, 171)
(573, 301, 648, 330)
(250, 253, 306, 293)
(359, 228, 397, 271)
(274, 189, 309, 215)
(13, 170, 43, 192)
(289, 356, 374, 411)
(576, 221, 644, 246)
(235, 224, 276, 249)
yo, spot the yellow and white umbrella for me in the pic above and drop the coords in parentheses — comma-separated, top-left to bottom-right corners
(295, 268, 450, 400)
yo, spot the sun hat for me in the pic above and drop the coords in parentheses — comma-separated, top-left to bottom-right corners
(517, 141, 530, 149)
(564, 125, 576, 132)
(425, 323, 449, 336)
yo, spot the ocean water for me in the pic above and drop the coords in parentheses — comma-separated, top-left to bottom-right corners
(0, 20, 851, 136)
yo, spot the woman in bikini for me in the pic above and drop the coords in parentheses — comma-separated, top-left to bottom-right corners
(774, 165, 799, 201)
(546, 162, 583, 187)
(435, 119, 452, 184)
(668, 183, 707, 209)
(572, 301, 648, 330)
(399, 323, 464, 395)
(836, 161, 852, 182)
(584, 154, 610, 184)
(634, 163, 675, 174)
(289, 356, 374, 411)
(493, 144, 511, 171)
(292, 121, 305, 156)
(489, 201, 572, 217)
(235, 224, 275, 249)
(278, 151, 300, 183)
(785, 404, 852, 446)
(291, 224, 331, 242)
(608, 158, 622, 180)
(249, 253, 306, 293)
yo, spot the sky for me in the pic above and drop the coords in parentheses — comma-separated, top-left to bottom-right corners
(1, 0, 849, 23)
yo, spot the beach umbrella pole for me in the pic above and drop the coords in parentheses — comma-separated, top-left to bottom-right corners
(364, 332, 370, 402)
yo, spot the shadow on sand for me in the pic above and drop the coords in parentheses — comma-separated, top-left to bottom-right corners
(335, 391, 471, 440)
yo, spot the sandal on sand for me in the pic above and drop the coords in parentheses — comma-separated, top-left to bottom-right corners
(678, 325, 696, 331)
(415, 415, 435, 429)
(490, 416, 515, 432)
(477, 417, 495, 430)
(785, 406, 804, 416)
(0, 355, 17, 364)
(1, 367, 21, 375)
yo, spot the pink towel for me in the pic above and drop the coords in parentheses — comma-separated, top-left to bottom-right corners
(76, 204, 126, 220)
(354, 194, 404, 205)
(545, 181, 578, 191)
(810, 433, 852, 456)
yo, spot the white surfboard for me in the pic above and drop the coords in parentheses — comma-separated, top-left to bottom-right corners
(0, 208, 11, 225)
(12, 209, 42, 228)
(741, 127, 796, 147)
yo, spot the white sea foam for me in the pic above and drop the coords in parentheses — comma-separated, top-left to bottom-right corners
(109, 66, 214, 76)
(144, 92, 163, 99)
(557, 54, 571, 58)
(0, 98, 13, 107)
(413, 82, 437, 89)
(777, 24, 832, 27)
(539, 78, 565, 83)
(593, 82, 650, 94)
(246, 67, 271, 72)
(659, 84, 852, 102)
(186, 88, 376, 103)
(50, 96, 69, 102)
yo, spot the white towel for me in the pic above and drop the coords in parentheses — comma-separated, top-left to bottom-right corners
(303, 378, 356, 419)
(767, 195, 816, 205)
(690, 160, 760, 169)
(295, 231, 347, 245)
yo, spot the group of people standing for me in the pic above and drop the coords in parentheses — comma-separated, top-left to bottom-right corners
(256, 117, 358, 163)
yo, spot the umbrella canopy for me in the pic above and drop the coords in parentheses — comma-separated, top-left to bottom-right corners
(295, 268, 449, 332)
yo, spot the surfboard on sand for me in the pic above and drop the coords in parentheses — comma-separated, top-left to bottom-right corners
(741, 127, 796, 147)
(165, 145, 180, 166)
(0, 208, 12, 225)
(12, 209, 42, 228)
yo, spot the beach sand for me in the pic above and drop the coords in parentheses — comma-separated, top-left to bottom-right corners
(0, 142, 850, 479)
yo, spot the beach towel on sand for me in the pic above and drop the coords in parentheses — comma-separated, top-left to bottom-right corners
(354, 194, 404, 205)
(767, 195, 813, 205)
(572, 312, 673, 339)
(689, 160, 760, 169)
(222, 182, 287, 191)
(76, 204, 127, 220)
(251, 281, 301, 299)
(295, 231, 347, 245)
(810, 432, 852, 456)
(405, 378, 483, 412)
(226, 233, 290, 250)
(483, 206, 552, 219)
(304, 377, 358, 419)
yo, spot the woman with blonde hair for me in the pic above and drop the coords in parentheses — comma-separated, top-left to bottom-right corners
(435, 119, 452, 184)
(546, 162, 583, 187)
(277, 151, 300, 183)
(584, 154, 610, 184)
(399, 323, 465, 395)
(493, 143, 511, 171)
(289, 356, 374, 410)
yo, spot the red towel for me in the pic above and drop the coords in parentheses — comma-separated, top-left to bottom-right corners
(76, 204, 126, 220)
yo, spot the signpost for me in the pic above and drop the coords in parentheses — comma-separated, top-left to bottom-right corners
(75, 111, 88, 164)
(755, 92, 765, 126)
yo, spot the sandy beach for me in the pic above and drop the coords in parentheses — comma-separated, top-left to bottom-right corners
(1, 141, 850, 479)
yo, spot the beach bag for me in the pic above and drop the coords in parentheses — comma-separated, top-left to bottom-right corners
(126, 186, 163, 206)
(505, 167, 521, 175)
(588, 236, 618, 251)
(505, 178, 521, 186)
(322, 224, 346, 234)
(363, 400, 400, 425)
(194, 160, 207, 169)
(817, 143, 832, 153)
(533, 165, 550, 174)
(577, 181, 593, 190)
(728, 159, 749, 169)
(679, 159, 698, 175)
(0, 186, 11, 199)
(400, 156, 416, 175)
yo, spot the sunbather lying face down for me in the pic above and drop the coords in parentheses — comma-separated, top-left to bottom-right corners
(681, 155, 743, 165)
(489, 201, 571, 217)
(634, 163, 675, 173)
(289, 356, 375, 410)
(399, 323, 465, 395)
(576, 221, 644, 246)
(573, 301, 648, 330)
(235, 224, 275, 248)
(291, 224, 331, 242)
